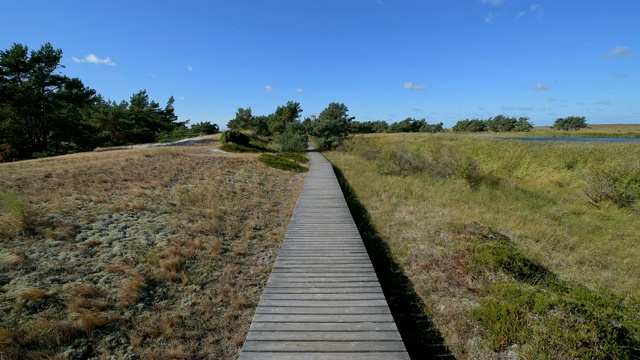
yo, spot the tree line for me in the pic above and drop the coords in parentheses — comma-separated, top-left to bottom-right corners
(227, 101, 354, 151)
(0, 43, 218, 162)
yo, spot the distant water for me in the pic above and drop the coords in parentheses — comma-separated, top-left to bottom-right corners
(515, 137, 640, 143)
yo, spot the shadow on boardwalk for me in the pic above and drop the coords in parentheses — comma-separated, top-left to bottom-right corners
(333, 165, 455, 360)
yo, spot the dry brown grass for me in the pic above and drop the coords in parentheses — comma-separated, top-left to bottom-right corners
(0, 143, 305, 359)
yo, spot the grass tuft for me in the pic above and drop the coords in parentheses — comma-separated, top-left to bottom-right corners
(0, 192, 32, 239)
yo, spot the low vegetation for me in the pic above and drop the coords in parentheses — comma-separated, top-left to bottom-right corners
(0, 141, 305, 358)
(327, 133, 640, 359)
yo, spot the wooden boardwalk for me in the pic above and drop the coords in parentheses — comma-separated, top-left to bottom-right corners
(239, 149, 409, 359)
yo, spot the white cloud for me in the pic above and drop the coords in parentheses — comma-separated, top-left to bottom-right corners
(265, 85, 276, 94)
(403, 82, 430, 90)
(484, 11, 495, 23)
(71, 53, 116, 66)
(543, 104, 551, 111)
(531, 4, 540, 10)
(480, 0, 505, 4)
(377, 0, 384, 5)
(187, 66, 193, 71)
(604, 45, 634, 59)
(178, 96, 185, 100)
(515, 11, 525, 20)
(296, 88, 304, 93)
(532, 82, 550, 91)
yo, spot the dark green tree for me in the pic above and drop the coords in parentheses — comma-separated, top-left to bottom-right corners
(554, 116, 586, 131)
(191, 121, 219, 135)
(0, 43, 96, 159)
(311, 102, 354, 150)
(268, 101, 302, 135)
(227, 107, 253, 131)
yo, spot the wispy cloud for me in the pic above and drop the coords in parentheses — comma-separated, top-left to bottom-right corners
(403, 82, 430, 90)
(71, 53, 116, 66)
(604, 45, 634, 59)
(187, 66, 193, 71)
(480, 0, 505, 4)
(532, 82, 550, 91)
(543, 104, 551, 111)
(594, 100, 611, 106)
(265, 84, 276, 94)
(531, 4, 540, 10)
(296, 88, 304, 94)
(377, 0, 384, 5)
(178, 96, 185, 100)
(484, 11, 495, 23)
(612, 72, 628, 79)
(515, 11, 526, 20)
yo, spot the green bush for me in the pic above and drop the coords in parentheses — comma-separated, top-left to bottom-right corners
(275, 132, 308, 152)
(220, 130, 250, 146)
(586, 162, 640, 210)
(453, 222, 640, 359)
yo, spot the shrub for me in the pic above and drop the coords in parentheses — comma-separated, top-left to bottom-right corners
(220, 130, 250, 146)
(585, 162, 640, 209)
(275, 132, 308, 152)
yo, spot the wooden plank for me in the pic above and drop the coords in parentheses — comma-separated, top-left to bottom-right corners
(248, 322, 400, 332)
(260, 293, 386, 300)
(242, 340, 408, 352)
(246, 331, 403, 342)
(239, 352, 410, 360)
(252, 313, 395, 324)
(257, 299, 390, 307)
(255, 306, 392, 315)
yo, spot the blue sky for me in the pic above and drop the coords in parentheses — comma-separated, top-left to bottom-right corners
(2, 0, 638, 128)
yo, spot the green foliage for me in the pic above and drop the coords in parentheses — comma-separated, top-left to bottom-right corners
(220, 130, 250, 146)
(310, 102, 354, 151)
(0, 43, 96, 159)
(453, 115, 533, 132)
(386, 118, 444, 133)
(449, 222, 640, 359)
(0, 43, 192, 161)
(0, 191, 32, 238)
(350, 120, 389, 134)
(452, 119, 487, 132)
(586, 162, 640, 210)
(190, 121, 219, 135)
(268, 101, 302, 135)
(554, 116, 587, 131)
(258, 154, 308, 173)
(274, 121, 308, 152)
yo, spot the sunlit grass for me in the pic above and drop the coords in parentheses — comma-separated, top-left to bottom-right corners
(327, 133, 640, 359)
(0, 145, 305, 358)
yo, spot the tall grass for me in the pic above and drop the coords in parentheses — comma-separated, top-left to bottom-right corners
(327, 133, 640, 359)
(0, 192, 32, 239)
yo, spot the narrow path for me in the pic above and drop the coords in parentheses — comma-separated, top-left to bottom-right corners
(239, 149, 409, 359)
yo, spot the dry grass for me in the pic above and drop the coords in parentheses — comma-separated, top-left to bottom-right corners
(327, 133, 640, 359)
(0, 143, 305, 358)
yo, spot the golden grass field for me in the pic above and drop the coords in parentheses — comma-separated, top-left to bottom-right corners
(0, 136, 305, 359)
(326, 132, 640, 359)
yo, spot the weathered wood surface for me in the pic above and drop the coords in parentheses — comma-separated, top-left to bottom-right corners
(239, 149, 409, 359)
